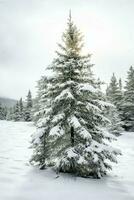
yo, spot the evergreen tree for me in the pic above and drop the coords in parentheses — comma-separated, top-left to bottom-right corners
(0, 103, 7, 120)
(6, 107, 14, 121)
(27, 90, 33, 108)
(31, 13, 120, 178)
(119, 78, 123, 92)
(19, 98, 24, 121)
(104, 105, 124, 136)
(32, 76, 48, 123)
(121, 66, 134, 131)
(106, 74, 124, 134)
(3, 106, 7, 119)
(24, 90, 33, 121)
(106, 73, 123, 109)
(13, 102, 21, 121)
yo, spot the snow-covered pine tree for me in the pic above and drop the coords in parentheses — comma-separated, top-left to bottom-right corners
(106, 73, 123, 109)
(106, 74, 124, 135)
(6, 107, 14, 121)
(19, 98, 24, 121)
(119, 78, 123, 92)
(31, 13, 120, 178)
(121, 66, 134, 131)
(0, 103, 7, 120)
(13, 102, 21, 121)
(33, 76, 49, 123)
(104, 105, 124, 136)
(24, 90, 33, 121)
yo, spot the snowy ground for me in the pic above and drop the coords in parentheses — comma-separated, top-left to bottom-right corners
(0, 120, 134, 200)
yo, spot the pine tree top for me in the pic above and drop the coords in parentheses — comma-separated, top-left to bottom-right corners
(124, 66, 134, 101)
(106, 73, 123, 107)
(56, 12, 84, 59)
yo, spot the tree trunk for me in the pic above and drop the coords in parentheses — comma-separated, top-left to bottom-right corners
(71, 126, 74, 146)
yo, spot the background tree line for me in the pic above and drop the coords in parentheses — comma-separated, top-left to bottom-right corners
(0, 90, 33, 122)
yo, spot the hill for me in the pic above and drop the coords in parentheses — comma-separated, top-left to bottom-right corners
(0, 97, 17, 108)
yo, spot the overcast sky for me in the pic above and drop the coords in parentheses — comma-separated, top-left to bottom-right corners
(0, 0, 134, 100)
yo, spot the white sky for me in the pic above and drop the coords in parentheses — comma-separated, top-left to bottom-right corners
(0, 0, 134, 99)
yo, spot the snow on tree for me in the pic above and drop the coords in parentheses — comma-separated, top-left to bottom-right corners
(33, 76, 50, 124)
(106, 73, 123, 109)
(12, 98, 24, 121)
(7, 92, 33, 122)
(6, 107, 14, 121)
(0, 103, 7, 120)
(119, 78, 123, 92)
(24, 90, 33, 122)
(19, 98, 24, 121)
(31, 13, 121, 178)
(121, 66, 134, 131)
(13, 102, 21, 121)
(104, 104, 124, 136)
(106, 73, 124, 135)
(0, 103, 4, 120)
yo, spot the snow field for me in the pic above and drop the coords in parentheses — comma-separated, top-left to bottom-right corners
(0, 120, 134, 200)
